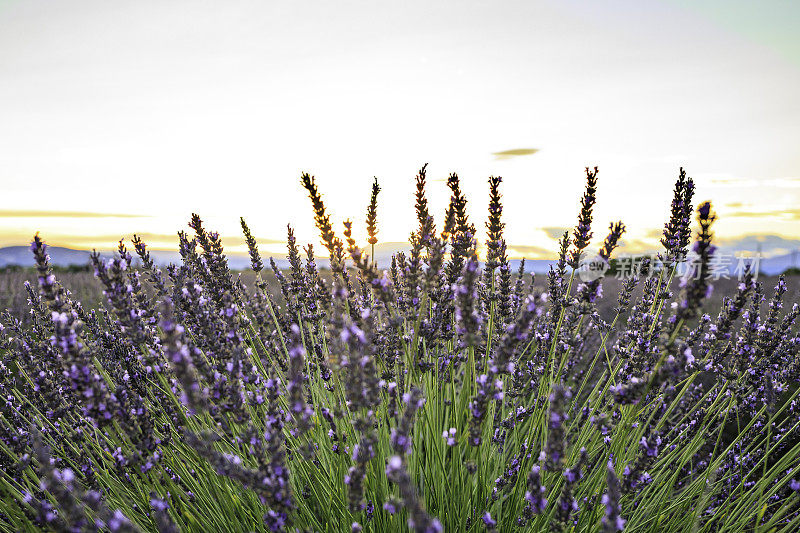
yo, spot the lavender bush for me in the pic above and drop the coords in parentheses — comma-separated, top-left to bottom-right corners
(1, 166, 799, 532)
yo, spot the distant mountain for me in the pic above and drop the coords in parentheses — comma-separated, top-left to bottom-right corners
(503, 259, 550, 274)
(0, 245, 796, 276)
(0, 243, 557, 272)
(759, 253, 800, 276)
(0, 245, 246, 269)
(0, 246, 97, 267)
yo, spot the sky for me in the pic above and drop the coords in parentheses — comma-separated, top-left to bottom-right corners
(1, 0, 799, 259)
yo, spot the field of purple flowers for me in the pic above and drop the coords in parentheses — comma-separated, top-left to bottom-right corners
(1, 166, 799, 532)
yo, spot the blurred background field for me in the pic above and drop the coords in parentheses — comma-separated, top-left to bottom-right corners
(3, 264, 797, 326)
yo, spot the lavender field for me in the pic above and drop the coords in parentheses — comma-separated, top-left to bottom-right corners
(3, 267, 798, 335)
(1, 167, 799, 532)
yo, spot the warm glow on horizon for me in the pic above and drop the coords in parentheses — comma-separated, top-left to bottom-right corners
(1, 0, 799, 259)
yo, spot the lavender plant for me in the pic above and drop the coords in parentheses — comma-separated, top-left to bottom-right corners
(1, 166, 799, 532)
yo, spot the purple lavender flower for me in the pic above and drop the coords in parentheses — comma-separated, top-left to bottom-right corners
(544, 385, 571, 469)
(519, 465, 547, 527)
(287, 323, 314, 439)
(442, 428, 457, 446)
(482, 511, 497, 531)
(602, 460, 625, 532)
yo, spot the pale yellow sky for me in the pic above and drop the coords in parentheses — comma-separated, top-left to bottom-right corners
(1, 0, 799, 258)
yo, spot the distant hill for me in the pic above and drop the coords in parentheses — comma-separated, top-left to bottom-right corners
(0, 244, 559, 273)
(0, 245, 796, 276)
(0, 246, 98, 268)
(0, 245, 238, 269)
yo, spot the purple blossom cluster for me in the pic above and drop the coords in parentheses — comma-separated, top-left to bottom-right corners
(0, 165, 798, 532)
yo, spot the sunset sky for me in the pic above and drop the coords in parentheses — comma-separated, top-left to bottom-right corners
(1, 0, 799, 259)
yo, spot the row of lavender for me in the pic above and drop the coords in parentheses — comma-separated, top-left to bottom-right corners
(1, 166, 799, 531)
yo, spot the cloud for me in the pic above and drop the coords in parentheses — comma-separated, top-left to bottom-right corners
(607, 234, 800, 258)
(0, 231, 285, 251)
(703, 176, 800, 189)
(0, 210, 148, 218)
(540, 226, 571, 241)
(643, 228, 663, 240)
(492, 148, 540, 160)
(617, 238, 660, 254)
(726, 208, 800, 221)
(507, 244, 554, 258)
(41, 233, 179, 245)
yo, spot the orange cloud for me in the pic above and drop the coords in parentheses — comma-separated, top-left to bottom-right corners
(0, 210, 147, 218)
(507, 244, 554, 258)
(492, 148, 540, 160)
(727, 209, 800, 220)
